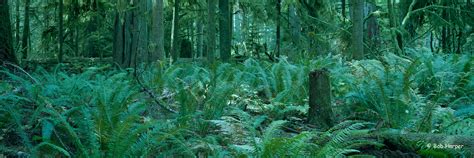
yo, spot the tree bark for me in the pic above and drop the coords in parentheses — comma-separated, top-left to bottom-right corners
(276, 0, 281, 58)
(207, 0, 217, 62)
(170, 0, 180, 63)
(58, 0, 64, 63)
(113, 11, 124, 66)
(21, 0, 30, 60)
(308, 69, 334, 130)
(197, 20, 204, 58)
(151, 0, 165, 61)
(15, 0, 19, 47)
(351, 0, 364, 59)
(341, 0, 346, 19)
(387, 0, 395, 28)
(366, 1, 379, 47)
(73, 0, 80, 57)
(135, 0, 148, 64)
(129, 2, 138, 68)
(229, 1, 233, 51)
(124, 11, 133, 67)
(0, 0, 17, 64)
(219, 0, 231, 61)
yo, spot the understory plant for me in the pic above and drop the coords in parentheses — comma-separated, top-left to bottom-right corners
(0, 51, 472, 157)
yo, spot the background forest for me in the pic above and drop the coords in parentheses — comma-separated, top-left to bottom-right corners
(0, 0, 473, 157)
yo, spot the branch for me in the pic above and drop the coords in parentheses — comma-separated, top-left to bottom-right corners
(375, 129, 474, 152)
(3, 62, 39, 84)
(401, 0, 418, 28)
(134, 72, 178, 114)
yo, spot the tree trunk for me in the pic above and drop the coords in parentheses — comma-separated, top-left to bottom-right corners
(0, 0, 17, 64)
(15, 0, 19, 47)
(275, 0, 281, 58)
(308, 69, 334, 130)
(73, 0, 80, 57)
(113, 11, 124, 66)
(129, 2, 139, 68)
(289, 4, 300, 44)
(135, 0, 148, 64)
(197, 20, 204, 58)
(58, 0, 64, 63)
(366, 1, 379, 47)
(387, 0, 395, 28)
(170, 0, 180, 63)
(21, 0, 30, 60)
(351, 0, 364, 59)
(207, 0, 216, 62)
(219, 0, 231, 61)
(113, 0, 140, 68)
(288, 4, 300, 61)
(151, 0, 165, 61)
(341, 0, 346, 19)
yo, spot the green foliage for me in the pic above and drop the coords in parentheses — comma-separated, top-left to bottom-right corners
(0, 51, 472, 157)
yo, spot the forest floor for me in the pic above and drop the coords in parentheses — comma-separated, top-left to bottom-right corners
(0, 51, 473, 157)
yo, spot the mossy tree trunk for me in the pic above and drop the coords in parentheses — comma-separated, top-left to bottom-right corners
(15, 0, 19, 46)
(308, 69, 334, 130)
(207, 0, 217, 62)
(58, 0, 64, 63)
(151, 0, 165, 61)
(219, 0, 231, 62)
(72, 0, 80, 57)
(170, 0, 180, 63)
(275, 0, 281, 58)
(351, 0, 364, 60)
(113, 0, 140, 68)
(0, 0, 17, 65)
(341, 0, 346, 19)
(20, 0, 30, 60)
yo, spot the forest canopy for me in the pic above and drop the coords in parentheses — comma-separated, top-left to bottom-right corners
(0, 0, 473, 157)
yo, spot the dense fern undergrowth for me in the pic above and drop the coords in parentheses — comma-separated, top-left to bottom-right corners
(1, 51, 473, 157)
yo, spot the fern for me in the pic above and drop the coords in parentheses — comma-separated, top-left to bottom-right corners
(314, 120, 383, 157)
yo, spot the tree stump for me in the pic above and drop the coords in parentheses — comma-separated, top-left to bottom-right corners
(308, 69, 334, 129)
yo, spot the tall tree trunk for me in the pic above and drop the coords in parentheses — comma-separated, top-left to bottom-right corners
(207, 0, 216, 62)
(15, 0, 19, 47)
(135, 0, 148, 64)
(124, 11, 133, 67)
(113, 11, 124, 66)
(387, 0, 399, 53)
(21, 0, 30, 60)
(170, 0, 180, 62)
(129, 1, 139, 68)
(275, 0, 281, 58)
(113, 0, 137, 67)
(151, 0, 165, 61)
(58, 0, 64, 62)
(366, 1, 379, 47)
(197, 20, 204, 58)
(219, 0, 231, 61)
(229, 1, 233, 53)
(341, 0, 346, 19)
(240, 2, 248, 56)
(387, 0, 394, 27)
(0, 0, 17, 64)
(289, 4, 300, 45)
(351, 0, 364, 59)
(73, 0, 79, 57)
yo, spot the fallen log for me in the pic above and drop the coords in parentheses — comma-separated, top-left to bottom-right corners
(375, 129, 474, 153)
